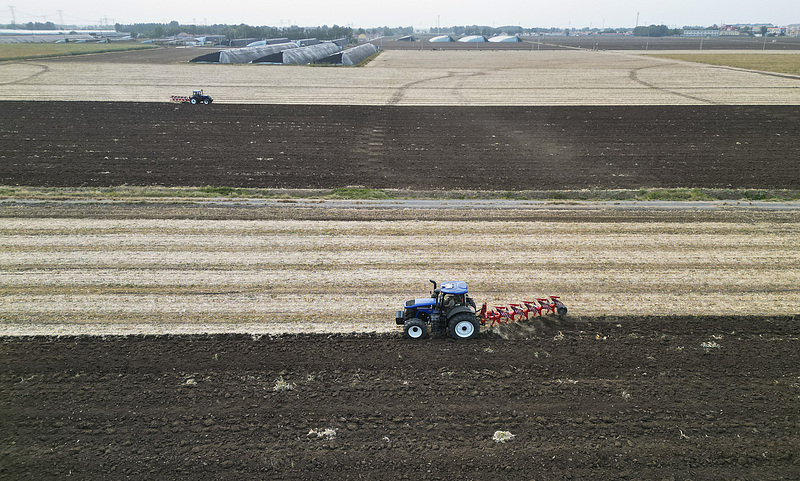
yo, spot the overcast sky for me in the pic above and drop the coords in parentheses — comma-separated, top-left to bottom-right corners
(2, 1, 798, 29)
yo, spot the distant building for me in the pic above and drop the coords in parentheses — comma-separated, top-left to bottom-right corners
(787, 25, 800, 37)
(767, 26, 786, 36)
(429, 35, 454, 42)
(719, 25, 741, 35)
(683, 29, 719, 37)
(297, 38, 320, 47)
(458, 35, 487, 42)
(488, 35, 521, 42)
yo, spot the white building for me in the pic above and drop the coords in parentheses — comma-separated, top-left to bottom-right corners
(683, 29, 719, 37)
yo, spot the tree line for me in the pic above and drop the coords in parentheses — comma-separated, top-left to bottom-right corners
(111, 22, 419, 41)
(111, 21, 354, 41)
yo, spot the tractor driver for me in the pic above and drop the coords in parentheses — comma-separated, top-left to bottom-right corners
(442, 294, 463, 309)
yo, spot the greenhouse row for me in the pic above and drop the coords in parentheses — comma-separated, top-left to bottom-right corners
(189, 39, 377, 66)
(429, 35, 522, 43)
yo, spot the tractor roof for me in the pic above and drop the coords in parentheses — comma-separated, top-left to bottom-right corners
(440, 281, 468, 295)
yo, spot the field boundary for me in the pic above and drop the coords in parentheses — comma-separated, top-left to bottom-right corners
(1, 186, 799, 202)
(1, 314, 797, 338)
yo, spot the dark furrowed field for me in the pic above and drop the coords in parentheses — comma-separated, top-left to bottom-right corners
(376, 35, 800, 51)
(1, 316, 798, 480)
(539, 35, 800, 51)
(1, 101, 799, 191)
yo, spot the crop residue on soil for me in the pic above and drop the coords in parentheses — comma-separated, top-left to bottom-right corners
(0, 211, 798, 335)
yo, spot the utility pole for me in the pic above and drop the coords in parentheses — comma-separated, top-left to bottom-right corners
(636, 12, 640, 28)
(9, 6, 15, 26)
(58, 9, 64, 27)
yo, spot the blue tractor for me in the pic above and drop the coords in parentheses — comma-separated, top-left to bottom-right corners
(395, 280, 480, 340)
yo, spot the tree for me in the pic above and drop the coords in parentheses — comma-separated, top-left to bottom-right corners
(633, 24, 678, 37)
(760, 26, 768, 36)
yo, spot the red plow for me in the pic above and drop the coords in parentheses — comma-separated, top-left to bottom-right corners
(477, 296, 567, 328)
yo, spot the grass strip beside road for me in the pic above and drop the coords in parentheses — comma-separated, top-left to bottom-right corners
(0, 43, 156, 62)
(647, 53, 800, 76)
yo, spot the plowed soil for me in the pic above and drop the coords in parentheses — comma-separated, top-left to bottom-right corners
(537, 35, 800, 51)
(2, 315, 799, 480)
(2, 102, 799, 190)
(378, 35, 800, 51)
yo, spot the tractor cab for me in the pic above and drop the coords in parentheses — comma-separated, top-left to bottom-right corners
(439, 281, 472, 310)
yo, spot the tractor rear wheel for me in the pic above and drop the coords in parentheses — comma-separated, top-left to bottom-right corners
(403, 319, 428, 340)
(190, 98, 197, 104)
(449, 313, 479, 340)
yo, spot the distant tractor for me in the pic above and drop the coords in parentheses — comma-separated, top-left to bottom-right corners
(171, 89, 213, 105)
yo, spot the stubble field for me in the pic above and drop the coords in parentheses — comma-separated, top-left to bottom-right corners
(2, 48, 800, 104)
(1, 207, 797, 336)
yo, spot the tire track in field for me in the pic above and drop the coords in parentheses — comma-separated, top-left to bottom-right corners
(387, 73, 451, 105)
(629, 64, 719, 105)
(387, 70, 484, 105)
(0, 62, 50, 85)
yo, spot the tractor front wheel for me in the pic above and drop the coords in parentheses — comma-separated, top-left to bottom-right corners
(449, 313, 479, 340)
(203, 99, 210, 105)
(403, 319, 428, 340)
